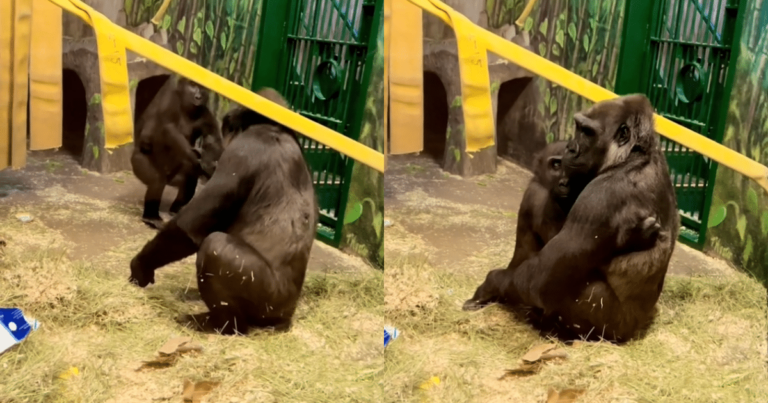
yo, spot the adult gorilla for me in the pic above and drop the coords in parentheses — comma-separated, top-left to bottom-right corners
(466, 94, 679, 343)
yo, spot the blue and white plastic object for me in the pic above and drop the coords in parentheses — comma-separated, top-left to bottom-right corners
(0, 308, 40, 355)
(384, 325, 399, 348)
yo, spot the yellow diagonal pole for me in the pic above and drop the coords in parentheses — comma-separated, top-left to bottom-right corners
(46, 0, 385, 173)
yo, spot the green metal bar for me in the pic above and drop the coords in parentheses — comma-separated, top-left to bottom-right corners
(324, 0, 370, 243)
(687, 0, 722, 44)
(283, 0, 305, 106)
(252, 0, 291, 91)
(615, 0, 655, 95)
(327, 0, 359, 40)
(658, 112, 707, 127)
(285, 35, 365, 46)
(701, 0, 717, 45)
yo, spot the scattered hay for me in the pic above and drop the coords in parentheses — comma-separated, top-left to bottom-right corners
(383, 253, 768, 403)
(0, 181, 383, 402)
(384, 255, 439, 315)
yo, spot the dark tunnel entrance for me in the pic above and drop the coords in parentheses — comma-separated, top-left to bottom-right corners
(133, 74, 171, 130)
(62, 69, 87, 162)
(422, 71, 448, 164)
(495, 77, 544, 169)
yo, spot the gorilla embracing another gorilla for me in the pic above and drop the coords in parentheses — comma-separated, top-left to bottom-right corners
(129, 88, 319, 336)
(465, 94, 679, 343)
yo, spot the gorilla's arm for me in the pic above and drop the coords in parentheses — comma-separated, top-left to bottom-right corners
(498, 176, 631, 309)
(129, 149, 254, 286)
(173, 152, 255, 245)
(505, 188, 542, 271)
(164, 123, 202, 166)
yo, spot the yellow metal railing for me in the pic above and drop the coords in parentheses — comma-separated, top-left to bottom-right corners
(409, 0, 768, 193)
(47, 0, 385, 173)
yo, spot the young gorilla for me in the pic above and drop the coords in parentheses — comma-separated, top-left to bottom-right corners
(465, 94, 677, 343)
(129, 88, 319, 335)
(503, 141, 573, 269)
(463, 139, 661, 312)
(131, 75, 224, 229)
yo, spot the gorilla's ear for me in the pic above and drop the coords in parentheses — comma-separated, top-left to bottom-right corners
(616, 123, 631, 147)
(622, 94, 656, 150)
(574, 113, 602, 137)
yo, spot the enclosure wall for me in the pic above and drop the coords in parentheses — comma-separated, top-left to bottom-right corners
(55, 0, 384, 264)
(341, 10, 385, 269)
(422, 0, 626, 171)
(706, 0, 768, 284)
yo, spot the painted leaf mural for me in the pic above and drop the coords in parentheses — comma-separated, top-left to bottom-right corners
(344, 202, 364, 225)
(568, 22, 577, 40)
(708, 205, 727, 228)
(177, 16, 186, 33)
(481, 0, 627, 177)
(761, 211, 768, 236)
(539, 18, 548, 36)
(746, 187, 759, 213)
(524, 16, 533, 32)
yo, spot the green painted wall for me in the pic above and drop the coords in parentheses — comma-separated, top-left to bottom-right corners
(125, 0, 263, 117)
(485, 0, 626, 143)
(340, 14, 385, 270)
(705, 0, 768, 285)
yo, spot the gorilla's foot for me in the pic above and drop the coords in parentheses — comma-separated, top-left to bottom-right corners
(141, 216, 166, 230)
(462, 299, 493, 312)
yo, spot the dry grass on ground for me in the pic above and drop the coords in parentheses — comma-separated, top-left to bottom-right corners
(383, 253, 768, 403)
(0, 210, 383, 402)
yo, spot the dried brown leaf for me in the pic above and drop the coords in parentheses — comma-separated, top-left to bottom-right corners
(158, 336, 193, 355)
(521, 343, 557, 363)
(540, 348, 568, 361)
(176, 341, 203, 354)
(182, 380, 221, 403)
(546, 388, 585, 403)
(136, 337, 203, 371)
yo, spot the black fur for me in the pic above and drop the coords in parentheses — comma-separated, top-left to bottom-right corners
(131, 75, 224, 230)
(129, 88, 319, 335)
(465, 94, 676, 343)
(220, 87, 298, 148)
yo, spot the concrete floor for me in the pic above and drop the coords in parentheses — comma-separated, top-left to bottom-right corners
(0, 149, 369, 275)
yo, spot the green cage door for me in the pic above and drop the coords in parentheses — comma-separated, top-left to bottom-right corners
(615, 0, 747, 248)
(252, 0, 382, 246)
